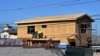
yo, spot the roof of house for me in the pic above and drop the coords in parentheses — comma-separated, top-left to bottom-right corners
(2, 28, 17, 35)
(8, 28, 17, 34)
(2, 25, 17, 35)
(15, 13, 93, 24)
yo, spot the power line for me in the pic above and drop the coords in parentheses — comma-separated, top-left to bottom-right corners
(0, 12, 100, 25)
(61, 0, 100, 6)
(0, 19, 99, 29)
(94, 18, 100, 20)
(90, 14, 100, 17)
(0, 13, 100, 25)
(0, 0, 100, 11)
(90, 14, 100, 20)
(0, 0, 79, 11)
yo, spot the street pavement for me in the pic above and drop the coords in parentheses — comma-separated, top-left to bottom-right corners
(1, 47, 99, 56)
(0, 47, 65, 56)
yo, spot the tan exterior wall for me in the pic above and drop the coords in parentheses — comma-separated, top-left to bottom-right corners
(17, 25, 32, 38)
(75, 22, 92, 46)
(17, 22, 76, 44)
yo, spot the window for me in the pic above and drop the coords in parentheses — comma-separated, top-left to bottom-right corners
(42, 25, 47, 28)
(27, 26, 35, 34)
(80, 24, 88, 33)
(4, 35, 7, 38)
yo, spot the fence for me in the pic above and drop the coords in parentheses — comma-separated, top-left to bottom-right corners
(0, 38, 22, 46)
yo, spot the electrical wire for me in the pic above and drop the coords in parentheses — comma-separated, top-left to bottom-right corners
(0, 13, 100, 26)
(0, 0, 100, 11)
(0, 0, 79, 11)
(94, 18, 100, 20)
(61, 0, 100, 6)
(90, 14, 100, 17)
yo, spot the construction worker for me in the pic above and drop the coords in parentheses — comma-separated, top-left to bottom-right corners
(32, 31, 37, 39)
(37, 29, 43, 38)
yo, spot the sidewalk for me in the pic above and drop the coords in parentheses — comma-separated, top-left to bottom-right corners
(93, 52, 100, 56)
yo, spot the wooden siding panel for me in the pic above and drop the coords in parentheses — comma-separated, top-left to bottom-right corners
(17, 22, 76, 44)
(17, 25, 32, 38)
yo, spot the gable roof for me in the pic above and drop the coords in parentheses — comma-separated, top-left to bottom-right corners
(15, 13, 94, 24)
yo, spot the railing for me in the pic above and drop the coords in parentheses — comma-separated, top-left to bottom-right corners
(22, 38, 60, 48)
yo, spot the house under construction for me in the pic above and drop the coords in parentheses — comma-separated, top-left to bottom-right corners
(15, 13, 94, 47)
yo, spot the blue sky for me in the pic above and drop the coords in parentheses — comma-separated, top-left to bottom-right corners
(0, 0, 100, 35)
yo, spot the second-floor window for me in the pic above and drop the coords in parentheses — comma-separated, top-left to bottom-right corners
(80, 23, 90, 33)
(42, 25, 47, 28)
(27, 26, 35, 34)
